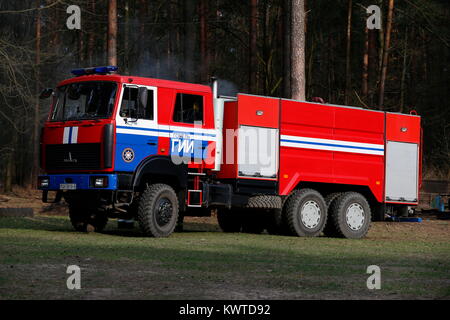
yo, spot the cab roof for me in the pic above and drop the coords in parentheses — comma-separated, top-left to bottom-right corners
(58, 74, 212, 94)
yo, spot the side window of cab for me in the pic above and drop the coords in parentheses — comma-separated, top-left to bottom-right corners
(120, 86, 154, 120)
(172, 93, 203, 124)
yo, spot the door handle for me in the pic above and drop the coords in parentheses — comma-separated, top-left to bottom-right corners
(147, 142, 157, 146)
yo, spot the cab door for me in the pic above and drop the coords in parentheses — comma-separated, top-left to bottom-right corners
(168, 91, 215, 168)
(115, 84, 158, 172)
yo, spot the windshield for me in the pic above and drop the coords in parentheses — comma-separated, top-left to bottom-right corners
(51, 81, 117, 121)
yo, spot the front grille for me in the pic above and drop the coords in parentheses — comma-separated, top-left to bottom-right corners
(45, 143, 101, 170)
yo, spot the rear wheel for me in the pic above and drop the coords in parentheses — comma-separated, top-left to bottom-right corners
(217, 208, 241, 232)
(329, 192, 371, 239)
(284, 189, 327, 237)
(69, 205, 108, 232)
(137, 183, 179, 237)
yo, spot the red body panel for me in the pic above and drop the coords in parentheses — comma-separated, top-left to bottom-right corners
(41, 119, 116, 173)
(386, 113, 421, 143)
(279, 101, 385, 201)
(237, 94, 279, 128)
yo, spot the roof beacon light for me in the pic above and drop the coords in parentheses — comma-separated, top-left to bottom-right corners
(71, 66, 118, 77)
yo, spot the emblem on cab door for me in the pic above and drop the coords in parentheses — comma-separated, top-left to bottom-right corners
(122, 148, 135, 163)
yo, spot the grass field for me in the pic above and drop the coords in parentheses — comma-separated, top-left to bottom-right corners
(0, 214, 449, 300)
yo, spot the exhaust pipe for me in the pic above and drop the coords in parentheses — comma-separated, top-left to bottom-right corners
(211, 76, 218, 99)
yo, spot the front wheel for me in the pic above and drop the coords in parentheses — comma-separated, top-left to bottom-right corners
(137, 184, 179, 237)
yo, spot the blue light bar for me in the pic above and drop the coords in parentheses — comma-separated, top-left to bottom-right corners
(71, 66, 118, 76)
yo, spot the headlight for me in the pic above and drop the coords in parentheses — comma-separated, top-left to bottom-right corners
(39, 177, 49, 188)
(91, 176, 108, 188)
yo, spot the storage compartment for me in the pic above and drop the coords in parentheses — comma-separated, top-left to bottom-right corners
(385, 141, 419, 203)
(238, 126, 279, 178)
(217, 95, 280, 180)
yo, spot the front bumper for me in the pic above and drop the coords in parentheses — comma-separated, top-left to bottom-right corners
(38, 174, 119, 191)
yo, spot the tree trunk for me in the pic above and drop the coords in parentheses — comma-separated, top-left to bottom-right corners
(282, 0, 291, 98)
(124, 0, 130, 73)
(107, 0, 118, 66)
(4, 150, 13, 193)
(78, 30, 85, 65)
(167, 0, 175, 78)
(32, 0, 41, 188)
(87, 0, 96, 66)
(184, 0, 197, 82)
(291, 0, 306, 101)
(249, 0, 258, 93)
(199, 0, 209, 81)
(368, 28, 378, 105)
(48, 0, 60, 53)
(137, 0, 148, 70)
(399, 27, 408, 113)
(362, 25, 369, 100)
(378, 0, 394, 109)
(175, 0, 182, 80)
(344, 0, 352, 105)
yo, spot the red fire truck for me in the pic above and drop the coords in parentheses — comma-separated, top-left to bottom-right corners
(38, 66, 422, 239)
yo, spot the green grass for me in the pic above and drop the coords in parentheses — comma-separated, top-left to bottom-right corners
(0, 216, 449, 299)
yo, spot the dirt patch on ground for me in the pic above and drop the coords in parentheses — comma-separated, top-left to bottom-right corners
(368, 219, 450, 241)
(0, 189, 68, 216)
(1, 190, 449, 240)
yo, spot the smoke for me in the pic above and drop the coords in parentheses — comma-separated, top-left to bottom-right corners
(217, 79, 238, 97)
(129, 51, 184, 81)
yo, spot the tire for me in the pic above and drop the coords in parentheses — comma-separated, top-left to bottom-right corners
(137, 184, 179, 237)
(217, 208, 241, 232)
(246, 195, 282, 209)
(69, 205, 108, 232)
(323, 192, 343, 237)
(285, 189, 327, 237)
(329, 192, 371, 239)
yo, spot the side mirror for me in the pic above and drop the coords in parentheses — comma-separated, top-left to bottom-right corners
(39, 88, 53, 99)
(137, 87, 148, 118)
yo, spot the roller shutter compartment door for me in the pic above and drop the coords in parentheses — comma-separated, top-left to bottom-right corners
(238, 126, 279, 179)
(385, 141, 419, 202)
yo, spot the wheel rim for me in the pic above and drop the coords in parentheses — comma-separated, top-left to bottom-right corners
(155, 197, 173, 227)
(346, 203, 365, 231)
(300, 200, 321, 229)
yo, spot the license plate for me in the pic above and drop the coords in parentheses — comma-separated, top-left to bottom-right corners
(60, 183, 76, 190)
